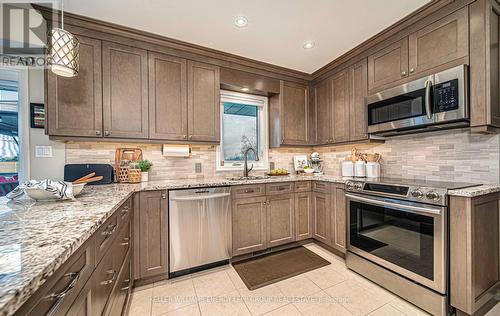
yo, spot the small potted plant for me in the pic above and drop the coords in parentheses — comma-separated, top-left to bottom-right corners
(139, 160, 153, 182)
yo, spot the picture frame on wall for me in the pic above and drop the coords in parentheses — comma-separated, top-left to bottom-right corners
(30, 103, 45, 129)
(293, 155, 309, 171)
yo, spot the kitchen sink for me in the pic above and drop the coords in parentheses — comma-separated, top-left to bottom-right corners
(226, 175, 271, 181)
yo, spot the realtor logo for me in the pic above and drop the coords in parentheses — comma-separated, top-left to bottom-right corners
(1, 1, 51, 56)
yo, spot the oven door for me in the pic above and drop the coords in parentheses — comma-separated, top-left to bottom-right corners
(346, 193, 447, 294)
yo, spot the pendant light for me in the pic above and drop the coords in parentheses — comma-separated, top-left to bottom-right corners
(48, 0, 79, 77)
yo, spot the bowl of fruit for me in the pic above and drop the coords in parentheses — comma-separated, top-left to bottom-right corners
(268, 168, 289, 176)
(303, 166, 314, 174)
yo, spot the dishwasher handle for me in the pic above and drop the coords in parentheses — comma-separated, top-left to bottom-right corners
(170, 192, 231, 201)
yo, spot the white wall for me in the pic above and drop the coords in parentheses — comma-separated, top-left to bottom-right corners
(28, 69, 66, 180)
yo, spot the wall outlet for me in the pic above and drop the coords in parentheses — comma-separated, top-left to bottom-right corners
(195, 162, 202, 173)
(270, 161, 275, 170)
(35, 145, 53, 158)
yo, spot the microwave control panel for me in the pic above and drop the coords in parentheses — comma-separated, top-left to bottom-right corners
(433, 79, 459, 113)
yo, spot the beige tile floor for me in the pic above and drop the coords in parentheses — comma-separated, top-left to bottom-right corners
(127, 243, 497, 316)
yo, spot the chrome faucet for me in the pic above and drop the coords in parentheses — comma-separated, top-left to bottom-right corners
(243, 147, 259, 178)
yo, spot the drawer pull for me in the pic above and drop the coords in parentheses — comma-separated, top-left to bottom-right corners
(120, 237, 130, 246)
(244, 189, 254, 193)
(46, 272, 80, 300)
(120, 286, 130, 291)
(100, 270, 116, 286)
(101, 224, 117, 237)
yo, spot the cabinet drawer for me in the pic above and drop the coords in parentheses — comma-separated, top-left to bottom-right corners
(266, 182, 294, 195)
(312, 181, 330, 193)
(95, 213, 119, 265)
(106, 254, 131, 316)
(20, 243, 94, 316)
(113, 221, 131, 274)
(294, 181, 311, 192)
(117, 198, 132, 225)
(232, 184, 266, 199)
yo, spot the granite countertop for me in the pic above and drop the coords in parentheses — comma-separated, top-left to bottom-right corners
(0, 175, 498, 316)
(447, 185, 500, 197)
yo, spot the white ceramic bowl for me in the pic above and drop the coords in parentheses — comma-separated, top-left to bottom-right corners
(24, 183, 86, 201)
(303, 168, 314, 174)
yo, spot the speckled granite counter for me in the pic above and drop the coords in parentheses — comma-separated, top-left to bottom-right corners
(0, 175, 497, 316)
(447, 185, 500, 197)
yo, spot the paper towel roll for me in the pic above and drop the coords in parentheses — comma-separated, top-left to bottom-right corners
(162, 145, 191, 157)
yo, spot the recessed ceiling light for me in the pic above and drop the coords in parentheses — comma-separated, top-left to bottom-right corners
(234, 16, 248, 28)
(303, 41, 315, 49)
(241, 87, 249, 92)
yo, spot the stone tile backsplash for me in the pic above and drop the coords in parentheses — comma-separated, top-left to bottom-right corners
(65, 128, 500, 185)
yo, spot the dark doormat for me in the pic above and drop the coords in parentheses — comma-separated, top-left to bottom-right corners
(232, 246, 330, 290)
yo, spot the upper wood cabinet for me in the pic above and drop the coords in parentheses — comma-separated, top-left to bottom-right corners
(408, 7, 469, 76)
(280, 81, 309, 145)
(314, 79, 332, 145)
(368, 38, 409, 92)
(232, 196, 267, 256)
(349, 59, 368, 141)
(102, 41, 149, 139)
(267, 193, 295, 247)
(470, 0, 500, 132)
(148, 52, 188, 140)
(331, 69, 350, 143)
(187, 61, 220, 142)
(46, 35, 103, 137)
(138, 190, 168, 279)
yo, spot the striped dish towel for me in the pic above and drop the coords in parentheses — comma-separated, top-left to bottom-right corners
(6, 180, 75, 200)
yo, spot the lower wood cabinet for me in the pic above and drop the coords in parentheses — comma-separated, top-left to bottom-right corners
(137, 191, 168, 279)
(295, 192, 313, 240)
(450, 192, 500, 315)
(232, 196, 267, 256)
(312, 191, 331, 244)
(267, 194, 295, 247)
(331, 184, 347, 253)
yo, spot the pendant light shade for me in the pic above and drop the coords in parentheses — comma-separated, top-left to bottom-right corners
(48, 1, 79, 77)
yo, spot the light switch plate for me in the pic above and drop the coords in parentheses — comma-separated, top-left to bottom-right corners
(35, 145, 53, 158)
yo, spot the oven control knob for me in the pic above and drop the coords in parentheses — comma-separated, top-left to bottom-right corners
(354, 182, 364, 191)
(411, 189, 424, 199)
(426, 191, 441, 201)
(345, 182, 354, 190)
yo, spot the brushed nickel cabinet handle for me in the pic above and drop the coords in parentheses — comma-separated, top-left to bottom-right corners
(161, 193, 167, 199)
(45, 272, 80, 300)
(244, 189, 254, 193)
(401, 71, 407, 77)
(101, 224, 117, 237)
(100, 270, 116, 286)
(183, 135, 187, 139)
(189, 135, 193, 140)
(120, 286, 130, 291)
(95, 130, 101, 136)
(104, 131, 110, 136)
(410, 68, 415, 73)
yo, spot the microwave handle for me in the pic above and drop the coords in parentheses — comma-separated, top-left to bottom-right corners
(425, 80, 433, 119)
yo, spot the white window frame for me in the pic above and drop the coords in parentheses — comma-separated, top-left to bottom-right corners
(216, 90, 268, 172)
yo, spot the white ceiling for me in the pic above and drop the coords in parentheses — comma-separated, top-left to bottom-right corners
(62, 0, 430, 74)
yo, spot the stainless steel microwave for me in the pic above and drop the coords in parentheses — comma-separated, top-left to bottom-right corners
(366, 65, 469, 136)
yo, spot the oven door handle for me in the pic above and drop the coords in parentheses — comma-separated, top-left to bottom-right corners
(345, 193, 442, 215)
(425, 79, 433, 119)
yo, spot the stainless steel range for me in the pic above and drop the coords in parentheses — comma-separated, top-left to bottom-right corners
(344, 178, 477, 316)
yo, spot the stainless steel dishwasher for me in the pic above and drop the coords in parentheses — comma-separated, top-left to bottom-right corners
(169, 187, 231, 276)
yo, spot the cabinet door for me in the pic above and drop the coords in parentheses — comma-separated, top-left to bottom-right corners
(139, 191, 168, 278)
(232, 197, 267, 256)
(148, 52, 188, 140)
(295, 192, 312, 240)
(331, 185, 347, 253)
(314, 79, 331, 144)
(281, 81, 309, 145)
(91, 254, 114, 316)
(331, 70, 350, 143)
(106, 256, 131, 316)
(368, 38, 409, 92)
(267, 194, 295, 247)
(312, 192, 331, 245)
(102, 42, 148, 139)
(349, 59, 368, 142)
(409, 7, 468, 76)
(187, 61, 220, 142)
(47, 35, 102, 137)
